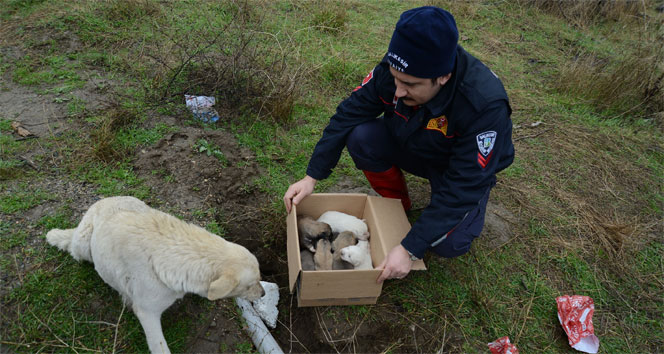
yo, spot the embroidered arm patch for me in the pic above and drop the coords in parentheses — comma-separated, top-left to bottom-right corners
(476, 131, 497, 168)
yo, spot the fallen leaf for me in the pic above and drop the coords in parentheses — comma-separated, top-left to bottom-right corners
(11, 121, 35, 137)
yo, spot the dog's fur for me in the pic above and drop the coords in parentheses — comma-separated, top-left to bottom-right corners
(300, 249, 315, 270)
(313, 238, 333, 270)
(331, 231, 357, 270)
(46, 196, 264, 354)
(340, 240, 373, 270)
(297, 214, 332, 252)
(317, 211, 369, 240)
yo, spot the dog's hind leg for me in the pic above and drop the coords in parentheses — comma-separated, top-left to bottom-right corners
(132, 304, 172, 354)
(130, 287, 178, 354)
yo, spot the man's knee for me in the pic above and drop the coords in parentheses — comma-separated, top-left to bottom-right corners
(430, 234, 475, 258)
(346, 121, 381, 156)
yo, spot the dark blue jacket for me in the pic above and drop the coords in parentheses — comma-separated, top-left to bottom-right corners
(306, 46, 514, 258)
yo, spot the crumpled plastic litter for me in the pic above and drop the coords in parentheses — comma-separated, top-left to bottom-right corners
(251, 281, 279, 329)
(556, 295, 600, 353)
(488, 336, 519, 354)
(185, 95, 219, 123)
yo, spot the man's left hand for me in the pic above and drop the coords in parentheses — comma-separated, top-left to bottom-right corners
(376, 244, 413, 283)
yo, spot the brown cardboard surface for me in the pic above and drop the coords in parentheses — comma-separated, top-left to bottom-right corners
(365, 196, 426, 270)
(296, 193, 368, 218)
(299, 269, 382, 299)
(297, 295, 377, 307)
(286, 208, 300, 293)
(286, 193, 424, 306)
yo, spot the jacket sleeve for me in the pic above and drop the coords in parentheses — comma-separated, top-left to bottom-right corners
(306, 65, 389, 180)
(401, 101, 513, 258)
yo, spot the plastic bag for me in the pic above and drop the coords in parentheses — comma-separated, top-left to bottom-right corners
(185, 95, 219, 123)
(556, 295, 600, 353)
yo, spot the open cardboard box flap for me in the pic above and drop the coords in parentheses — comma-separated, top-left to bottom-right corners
(287, 193, 426, 300)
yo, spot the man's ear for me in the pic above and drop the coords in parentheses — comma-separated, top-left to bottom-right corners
(437, 73, 452, 86)
(207, 273, 238, 300)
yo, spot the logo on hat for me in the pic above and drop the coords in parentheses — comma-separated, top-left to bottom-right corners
(387, 52, 408, 72)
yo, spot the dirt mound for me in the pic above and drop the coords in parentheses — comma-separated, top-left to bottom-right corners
(135, 126, 261, 212)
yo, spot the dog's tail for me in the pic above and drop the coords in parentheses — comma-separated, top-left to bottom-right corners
(46, 228, 75, 251)
(46, 225, 93, 262)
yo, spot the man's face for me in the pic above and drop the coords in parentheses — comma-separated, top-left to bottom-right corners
(389, 67, 451, 106)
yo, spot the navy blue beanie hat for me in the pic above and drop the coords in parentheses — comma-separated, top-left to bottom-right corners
(387, 6, 459, 78)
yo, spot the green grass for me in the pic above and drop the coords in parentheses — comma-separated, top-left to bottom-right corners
(0, 0, 662, 352)
(0, 189, 55, 214)
(75, 162, 150, 199)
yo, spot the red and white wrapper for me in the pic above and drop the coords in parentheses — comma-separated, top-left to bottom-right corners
(556, 295, 600, 353)
(488, 336, 519, 354)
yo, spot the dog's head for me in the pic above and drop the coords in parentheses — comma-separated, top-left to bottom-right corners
(340, 245, 361, 266)
(207, 250, 264, 301)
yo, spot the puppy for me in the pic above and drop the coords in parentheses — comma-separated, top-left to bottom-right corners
(331, 231, 357, 270)
(313, 238, 333, 271)
(46, 196, 264, 354)
(300, 250, 315, 271)
(297, 214, 332, 252)
(340, 240, 372, 270)
(317, 211, 369, 240)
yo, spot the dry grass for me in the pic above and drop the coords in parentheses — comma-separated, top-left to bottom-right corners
(101, 0, 162, 22)
(89, 106, 137, 163)
(520, 0, 645, 27)
(511, 120, 661, 263)
(557, 47, 664, 119)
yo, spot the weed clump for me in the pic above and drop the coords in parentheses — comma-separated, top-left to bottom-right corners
(556, 44, 663, 120)
(520, 0, 644, 27)
(89, 105, 138, 163)
(101, 0, 162, 22)
(310, 1, 347, 33)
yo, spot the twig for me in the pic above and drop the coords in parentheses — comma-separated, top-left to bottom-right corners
(516, 248, 541, 343)
(112, 302, 126, 354)
(314, 308, 341, 354)
(514, 128, 552, 142)
(27, 307, 71, 351)
(434, 318, 448, 354)
(275, 319, 308, 354)
(410, 324, 419, 354)
(13, 254, 23, 284)
(18, 155, 39, 170)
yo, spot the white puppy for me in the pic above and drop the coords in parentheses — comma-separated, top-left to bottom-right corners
(46, 196, 264, 354)
(317, 211, 369, 240)
(340, 240, 372, 270)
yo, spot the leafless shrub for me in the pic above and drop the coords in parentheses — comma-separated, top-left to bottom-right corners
(144, 2, 304, 125)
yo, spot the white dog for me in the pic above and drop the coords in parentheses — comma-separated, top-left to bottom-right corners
(46, 196, 264, 354)
(340, 240, 373, 270)
(317, 211, 369, 240)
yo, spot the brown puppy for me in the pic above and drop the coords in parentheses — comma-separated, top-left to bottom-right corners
(297, 214, 332, 253)
(313, 238, 333, 270)
(332, 231, 357, 270)
(300, 250, 315, 271)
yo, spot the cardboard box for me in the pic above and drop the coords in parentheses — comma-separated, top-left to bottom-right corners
(287, 193, 426, 307)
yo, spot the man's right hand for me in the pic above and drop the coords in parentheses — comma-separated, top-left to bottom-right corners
(283, 175, 317, 214)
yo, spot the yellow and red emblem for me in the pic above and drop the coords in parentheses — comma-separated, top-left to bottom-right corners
(426, 115, 448, 135)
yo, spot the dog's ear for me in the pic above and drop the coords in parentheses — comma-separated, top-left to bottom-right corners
(207, 273, 238, 300)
